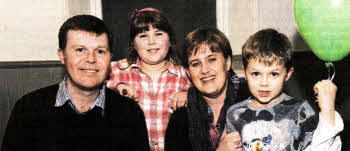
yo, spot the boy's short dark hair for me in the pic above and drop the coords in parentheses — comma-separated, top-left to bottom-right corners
(242, 28, 293, 71)
(58, 15, 113, 53)
(182, 27, 233, 68)
(128, 8, 177, 64)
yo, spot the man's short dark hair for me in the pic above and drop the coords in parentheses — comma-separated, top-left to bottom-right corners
(58, 15, 113, 52)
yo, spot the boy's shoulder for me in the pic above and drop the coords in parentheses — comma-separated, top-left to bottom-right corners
(227, 98, 251, 114)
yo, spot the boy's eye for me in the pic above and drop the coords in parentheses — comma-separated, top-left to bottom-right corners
(251, 72, 259, 76)
(271, 72, 279, 76)
(76, 48, 84, 53)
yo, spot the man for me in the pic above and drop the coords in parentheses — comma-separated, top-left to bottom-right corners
(1, 15, 149, 151)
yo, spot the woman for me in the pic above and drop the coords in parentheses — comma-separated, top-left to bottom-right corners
(165, 28, 243, 151)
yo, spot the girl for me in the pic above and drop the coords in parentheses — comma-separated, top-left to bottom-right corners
(106, 8, 190, 151)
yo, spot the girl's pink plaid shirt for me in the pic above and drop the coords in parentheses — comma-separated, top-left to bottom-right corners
(107, 60, 190, 151)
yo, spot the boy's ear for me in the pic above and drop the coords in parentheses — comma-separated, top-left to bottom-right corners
(241, 66, 247, 80)
(57, 49, 65, 64)
(285, 67, 294, 81)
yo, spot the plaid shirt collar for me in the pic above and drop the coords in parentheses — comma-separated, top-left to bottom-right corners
(130, 59, 183, 76)
(55, 75, 106, 113)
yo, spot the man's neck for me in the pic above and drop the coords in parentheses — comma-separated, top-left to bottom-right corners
(66, 79, 100, 113)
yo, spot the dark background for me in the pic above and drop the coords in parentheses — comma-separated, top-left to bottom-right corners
(101, 0, 216, 60)
(0, 0, 349, 150)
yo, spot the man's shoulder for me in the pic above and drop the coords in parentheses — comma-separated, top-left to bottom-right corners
(12, 83, 59, 112)
(104, 87, 143, 114)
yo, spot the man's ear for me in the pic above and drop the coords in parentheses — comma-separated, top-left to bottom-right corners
(225, 56, 232, 72)
(285, 67, 294, 82)
(57, 49, 65, 64)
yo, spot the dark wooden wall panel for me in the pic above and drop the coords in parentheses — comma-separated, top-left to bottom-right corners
(0, 63, 65, 148)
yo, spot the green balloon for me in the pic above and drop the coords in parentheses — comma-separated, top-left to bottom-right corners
(294, 0, 350, 62)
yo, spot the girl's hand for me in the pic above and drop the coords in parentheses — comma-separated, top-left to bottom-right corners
(170, 90, 188, 111)
(117, 59, 130, 70)
(116, 83, 139, 101)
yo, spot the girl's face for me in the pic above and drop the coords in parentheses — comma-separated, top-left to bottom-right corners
(133, 25, 170, 65)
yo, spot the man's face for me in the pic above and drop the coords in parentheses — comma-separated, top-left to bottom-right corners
(186, 44, 231, 99)
(58, 30, 111, 91)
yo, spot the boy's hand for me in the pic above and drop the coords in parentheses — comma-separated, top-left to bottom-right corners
(216, 127, 242, 151)
(116, 83, 139, 101)
(170, 90, 188, 111)
(314, 80, 337, 125)
(117, 59, 130, 70)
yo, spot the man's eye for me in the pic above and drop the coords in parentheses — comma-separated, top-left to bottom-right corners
(271, 72, 279, 76)
(208, 58, 216, 62)
(97, 49, 105, 54)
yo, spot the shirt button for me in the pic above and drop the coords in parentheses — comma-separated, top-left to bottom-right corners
(151, 139, 158, 146)
(152, 120, 157, 125)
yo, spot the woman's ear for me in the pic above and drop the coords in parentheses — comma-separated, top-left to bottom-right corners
(225, 56, 232, 72)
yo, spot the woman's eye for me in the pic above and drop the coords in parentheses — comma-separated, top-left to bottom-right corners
(190, 62, 199, 67)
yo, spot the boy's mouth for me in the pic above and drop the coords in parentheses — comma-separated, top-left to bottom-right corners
(258, 91, 270, 97)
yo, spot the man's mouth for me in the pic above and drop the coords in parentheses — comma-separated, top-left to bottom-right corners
(81, 69, 98, 73)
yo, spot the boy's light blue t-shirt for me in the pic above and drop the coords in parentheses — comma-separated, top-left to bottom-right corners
(226, 93, 318, 151)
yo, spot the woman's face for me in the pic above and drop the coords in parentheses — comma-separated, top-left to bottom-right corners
(186, 44, 231, 98)
(133, 25, 170, 65)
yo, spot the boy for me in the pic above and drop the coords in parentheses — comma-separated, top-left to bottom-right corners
(226, 29, 343, 150)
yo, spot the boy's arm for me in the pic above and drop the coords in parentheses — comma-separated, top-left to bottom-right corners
(305, 80, 343, 151)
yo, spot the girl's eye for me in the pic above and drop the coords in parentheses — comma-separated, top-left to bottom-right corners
(138, 34, 147, 38)
(271, 72, 279, 77)
(155, 32, 163, 36)
(252, 72, 259, 76)
(76, 48, 84, 53)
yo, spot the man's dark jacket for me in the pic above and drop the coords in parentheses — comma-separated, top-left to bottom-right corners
(1, 83, 150, 151)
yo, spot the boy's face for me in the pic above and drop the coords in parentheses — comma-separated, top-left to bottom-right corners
(243, 59, 293, 107)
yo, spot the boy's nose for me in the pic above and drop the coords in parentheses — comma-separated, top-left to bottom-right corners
(259, 75, 269, 86)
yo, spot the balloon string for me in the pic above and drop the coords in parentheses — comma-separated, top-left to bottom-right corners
(328, 62, 335, 81)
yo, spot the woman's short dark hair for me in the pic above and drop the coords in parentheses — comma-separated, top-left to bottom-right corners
(182, 27, 233, 68)
(127, 8, 177, 64)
